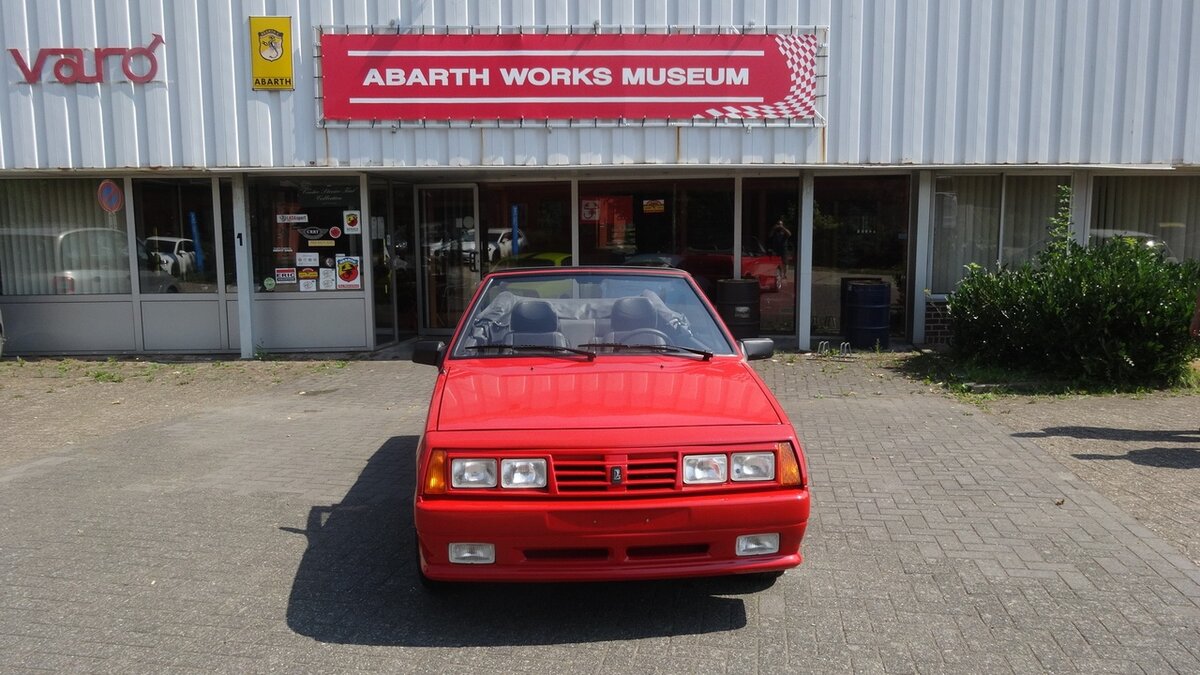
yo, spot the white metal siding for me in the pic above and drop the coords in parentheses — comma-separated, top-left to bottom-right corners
(1, 0, 1197, 170)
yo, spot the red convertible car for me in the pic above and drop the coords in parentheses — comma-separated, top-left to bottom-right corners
(411, 267, 810, 586)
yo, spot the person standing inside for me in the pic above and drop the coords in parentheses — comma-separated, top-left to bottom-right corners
(768, 219, 792, 279)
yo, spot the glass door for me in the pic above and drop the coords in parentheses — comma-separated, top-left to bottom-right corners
(417, 185, 479, 332)
(368, 181, 419, 344)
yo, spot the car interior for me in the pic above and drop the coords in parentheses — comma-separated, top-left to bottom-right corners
(455, 280, 737, 357)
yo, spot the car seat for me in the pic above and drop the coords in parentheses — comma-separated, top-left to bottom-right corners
(602, 296, 667, 345)
(505, 300, 569, 347)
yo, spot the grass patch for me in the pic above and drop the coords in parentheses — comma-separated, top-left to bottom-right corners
(89, 369, 124, 383)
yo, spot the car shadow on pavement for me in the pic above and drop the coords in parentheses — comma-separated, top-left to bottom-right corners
(1014, 426, 1200, 443)
(285, 436, 760, 647)
(1072, 447, 1200, 469)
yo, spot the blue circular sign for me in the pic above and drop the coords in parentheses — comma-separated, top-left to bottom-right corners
(97, 179, 124, 213)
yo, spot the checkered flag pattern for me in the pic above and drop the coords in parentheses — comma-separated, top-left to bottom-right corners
(704, 34, 819, 120)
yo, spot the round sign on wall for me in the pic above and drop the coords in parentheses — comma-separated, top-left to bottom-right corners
(97, 179, 124, 213)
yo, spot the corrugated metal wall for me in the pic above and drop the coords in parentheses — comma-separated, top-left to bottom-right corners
(2, 0, 1197, 170)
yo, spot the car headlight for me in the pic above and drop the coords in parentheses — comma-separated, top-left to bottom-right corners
(731, 452, 775, 481)
(450, 458, 497, 488)
(500, 458, 547, 488)
(683, 454, 728, 484)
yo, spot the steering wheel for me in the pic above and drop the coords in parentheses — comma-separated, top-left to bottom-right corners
(620, 328, 670, 345)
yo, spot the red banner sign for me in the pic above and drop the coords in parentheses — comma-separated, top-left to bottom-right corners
(319, 33, 818, 121)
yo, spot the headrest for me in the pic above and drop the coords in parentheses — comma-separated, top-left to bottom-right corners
(610, 296, 656, 332)
(511, 300, 558, 333)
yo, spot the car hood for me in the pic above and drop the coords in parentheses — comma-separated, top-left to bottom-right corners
(435, 358, 782, 431)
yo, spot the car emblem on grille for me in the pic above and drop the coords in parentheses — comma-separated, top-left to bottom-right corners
(610, 466, 623, 485)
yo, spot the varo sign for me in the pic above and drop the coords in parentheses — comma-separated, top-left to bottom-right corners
(9, 33, 165, 84)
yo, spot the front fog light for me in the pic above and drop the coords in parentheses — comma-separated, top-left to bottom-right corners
(736, 533, 780, 556)
(448, 543, 495, 564)
(451, 459, 497, 488)
(732, 452, 775, 481)
(501, 458, 547, 488)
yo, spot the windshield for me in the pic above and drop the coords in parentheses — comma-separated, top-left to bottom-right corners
(450, 272, 737, 358)
(145, 239, 174, 254)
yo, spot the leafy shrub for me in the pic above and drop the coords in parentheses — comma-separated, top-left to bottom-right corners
(948, 188, 1200, 386)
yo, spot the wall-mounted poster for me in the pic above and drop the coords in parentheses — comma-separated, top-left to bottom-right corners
(335, 255, 361, 289)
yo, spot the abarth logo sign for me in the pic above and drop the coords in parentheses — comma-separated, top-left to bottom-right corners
(258, 29, 284, 62)
(9, 34, 164, 84)
(249, 16, 294, 91)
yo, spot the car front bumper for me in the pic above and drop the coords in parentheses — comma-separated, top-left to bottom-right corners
(415, 489, 809, 582)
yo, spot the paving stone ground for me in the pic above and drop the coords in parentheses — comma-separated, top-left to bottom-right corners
(0, 351, 1198, 673)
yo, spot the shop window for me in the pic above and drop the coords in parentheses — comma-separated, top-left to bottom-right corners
(133, 179, 220, 293)
(932, 174, 1067, 295)
(812, 176, 910, 337)
(744, 178, 799, 333)
(480, 183, 571, 271)
(0, 179, 134, 296)
(1092, 176, 1200, 263)
(932, 175, 1000, 295)
(219, 179, 236, 291)
(579, 179, 736, 298)
(247, 177, 363, 293)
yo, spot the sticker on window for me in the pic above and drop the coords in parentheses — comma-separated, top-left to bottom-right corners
(335, 255, 360, 289)
(298, 267, 318, 292)
(319, 267, 336, 290)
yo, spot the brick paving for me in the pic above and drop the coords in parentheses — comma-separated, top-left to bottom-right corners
(0, 351, 1197, 673)
(980, 392, 1200, 568)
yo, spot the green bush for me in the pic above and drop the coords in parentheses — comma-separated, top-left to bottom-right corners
(948, 190, 1200, 386)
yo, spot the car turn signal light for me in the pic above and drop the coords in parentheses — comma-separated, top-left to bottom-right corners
(777, 442, 803, 486)
(424, 450, 447, 494)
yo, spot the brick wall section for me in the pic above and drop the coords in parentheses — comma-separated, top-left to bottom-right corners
(925, 299, 952, 345)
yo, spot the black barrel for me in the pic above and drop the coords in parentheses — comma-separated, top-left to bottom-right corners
(716, 279, 760, 339)
(840, 276, 882, 338)
(845, 281, 890, 350)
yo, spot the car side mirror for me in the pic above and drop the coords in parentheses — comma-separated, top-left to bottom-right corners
(413, 340, 446, 366)
(739, 338, 774, 361)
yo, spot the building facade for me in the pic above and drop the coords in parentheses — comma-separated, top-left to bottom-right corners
(2, 0, 1197, 356)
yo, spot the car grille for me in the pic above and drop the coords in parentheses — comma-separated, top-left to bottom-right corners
(553, 453, 678, 494)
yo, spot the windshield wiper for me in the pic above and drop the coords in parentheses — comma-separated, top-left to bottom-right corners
(585, 343, 713, 361)
(465, 344, 596, 361)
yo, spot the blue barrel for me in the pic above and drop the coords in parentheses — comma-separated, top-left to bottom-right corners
(845, 282, 890, 350)
(839, 276, 882, 337)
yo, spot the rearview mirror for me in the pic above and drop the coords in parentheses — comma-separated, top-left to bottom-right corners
(413, 340, 446, 367)
(739, 338, 774, 361)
